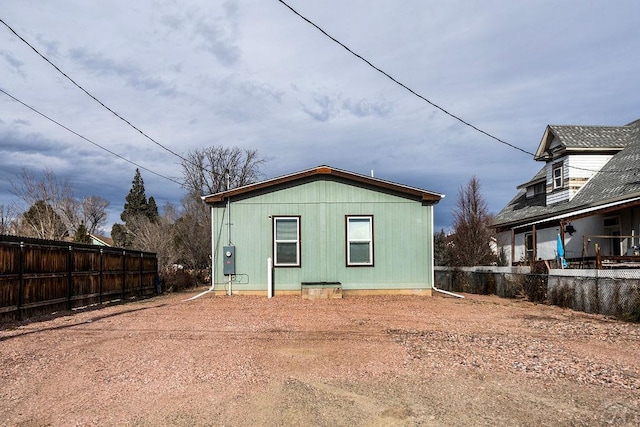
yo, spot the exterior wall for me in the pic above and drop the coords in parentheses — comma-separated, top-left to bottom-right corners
(546, 154, 612, 205)
(546, 156, 569, 205)
(500, 216, 612, 264)
(536, 226, 561, 259)
(496, 230, 513, 264)
(210, 179, 434, 294)
(566, 154, 612, 199)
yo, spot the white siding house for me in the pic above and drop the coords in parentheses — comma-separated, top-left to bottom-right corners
(494, 119, 640, 268)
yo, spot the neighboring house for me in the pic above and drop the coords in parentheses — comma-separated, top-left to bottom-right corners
(494, 119, 640, 267)
(202, 165, 443, 296)
(89, 234, 113, 247)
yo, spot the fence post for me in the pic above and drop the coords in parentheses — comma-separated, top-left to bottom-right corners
(18, 241, 25, 321)
(139, 252, 144, 296)
(67, 245, 73, 310)
(99, 248, 103, 304)
(122, 250, 126, 301)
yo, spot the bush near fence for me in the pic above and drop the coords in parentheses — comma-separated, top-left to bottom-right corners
(0, 235, 158, 322)
(435, 266, 640, 321)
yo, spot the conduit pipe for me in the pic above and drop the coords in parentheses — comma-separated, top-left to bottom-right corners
(430, 206, 464, 299)
(184, 204, 217, 302)
(432, 285, 464, 299)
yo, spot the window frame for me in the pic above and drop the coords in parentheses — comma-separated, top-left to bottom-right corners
(524, 231, 534, 262)
(345, 215, 374, 267)
(273, 216, 301, 267)
(552, 163, 563, 189)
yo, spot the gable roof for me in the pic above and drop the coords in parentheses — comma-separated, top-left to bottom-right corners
(535, 124, 632, 159)
(202, 165, 444, 205)
(89, 233, 114, 247)
(495, 119, 640, 230)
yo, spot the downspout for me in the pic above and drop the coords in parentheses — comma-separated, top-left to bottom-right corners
(429, 207, 464, 299)
(184, 201, 216, 301)
(226, 171, 232, 296)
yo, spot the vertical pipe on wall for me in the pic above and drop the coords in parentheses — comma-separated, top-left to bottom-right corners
(430, 210, 464, 299)
(210, 205, 216, 293)
(267, 257, 273, 298)
(226, 185, 232, 296)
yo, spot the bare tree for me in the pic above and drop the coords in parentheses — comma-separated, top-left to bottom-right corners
(0, 203, 19, 235)
(173, 199, 211, 271)
(451, 176, 496, 267)
(81, 196, 109, 234)
(179, 146, 266, 277)
(20, 200, 69, 240)
(181, 146, 266, 196)
(10, 168, 75, 238)
(10, 168, 110, 240)
(126, 208, 177, 273)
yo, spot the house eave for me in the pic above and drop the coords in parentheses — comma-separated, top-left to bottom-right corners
(201, 165, 444, 205)
(496, 195, 640, 232)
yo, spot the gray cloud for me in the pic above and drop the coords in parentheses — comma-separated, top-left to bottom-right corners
(1, 0, 639, 233)
(0, 51, 25, 77)
(68, 48, 178, 97)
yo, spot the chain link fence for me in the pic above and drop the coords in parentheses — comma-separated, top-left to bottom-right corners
(434, 266, 640, 322)
(547, 269, 640, 321)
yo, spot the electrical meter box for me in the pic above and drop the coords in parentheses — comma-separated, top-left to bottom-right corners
(223, 246, 236, 275)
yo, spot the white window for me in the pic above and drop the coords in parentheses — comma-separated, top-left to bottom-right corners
(273, 216, 300, 267)
(552, 164, 563, 189)
(346, 216, 373, 266)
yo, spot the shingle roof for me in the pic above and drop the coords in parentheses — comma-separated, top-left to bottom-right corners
(494, 119, 640, 229)
(548, 125, 631, 149)
(571, 122, 640, 205)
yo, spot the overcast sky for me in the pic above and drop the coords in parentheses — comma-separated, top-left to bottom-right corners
(1, 0, 639, 233)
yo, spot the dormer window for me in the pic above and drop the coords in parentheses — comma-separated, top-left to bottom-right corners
(533, 183, 545, 195)
(552, 164, 563, 189)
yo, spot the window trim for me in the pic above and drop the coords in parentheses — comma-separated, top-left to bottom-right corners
(552, 163, 563, 189)
(524, 231, 534, 261)
(346, 215, 374, 267)
(273, 216, 301, 267)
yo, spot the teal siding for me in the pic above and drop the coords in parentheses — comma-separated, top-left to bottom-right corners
(211, 179, 434, 292)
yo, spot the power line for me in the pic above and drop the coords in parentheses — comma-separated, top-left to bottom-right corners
(276, 1, 640, 176)
(0, 87, 183, 186)
(276, 0, 536, 157)
(0, 17, 203, 174)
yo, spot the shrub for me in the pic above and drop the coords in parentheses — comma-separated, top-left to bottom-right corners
(161, 270, 198, 292)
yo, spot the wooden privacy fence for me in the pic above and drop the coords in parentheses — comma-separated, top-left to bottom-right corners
(0, 235, 158, 322)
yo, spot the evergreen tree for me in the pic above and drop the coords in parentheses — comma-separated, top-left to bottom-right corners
(111, 223, 131, 248)
(73, 222, 91, 243)
(433, 229, 452, 266)
(22, 200, 68, 240)
(112, 169, 159, 248)
(450, 176, 496, 266)
(122, 169, 149, 222)
(147, 196, 158, 222)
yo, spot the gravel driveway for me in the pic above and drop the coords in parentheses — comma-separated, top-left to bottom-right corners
(1, 290, 639, 426)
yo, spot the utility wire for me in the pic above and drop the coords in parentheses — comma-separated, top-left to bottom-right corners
(0, 17, 204, 176)
(277, 0, 536, 157)
(276, 1, 639, 176)
(0, 87, 183, 186)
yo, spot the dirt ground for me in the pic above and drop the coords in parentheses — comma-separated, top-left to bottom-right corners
(1, 290, 639, 426)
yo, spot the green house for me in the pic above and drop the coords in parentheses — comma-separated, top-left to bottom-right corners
(202, 166, 443, 297)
